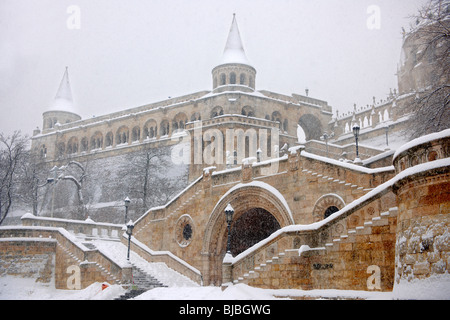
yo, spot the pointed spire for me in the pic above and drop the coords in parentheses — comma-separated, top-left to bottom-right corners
(221, 14, 251, 66)
(51, 67, 75, 113)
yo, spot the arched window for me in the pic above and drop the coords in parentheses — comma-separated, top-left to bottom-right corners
(81, 137, 88, 152)
(230, 72, 236, 84)
(241, 106, 255, 117)
(173, 112, 188, 132)
(90, 132, 103, 150)
(324, 206, 339, 219)
(144, 120, 157, 139)
(67, 137, 78, 155)
(40, 144, 47, 158)
(271, 111, 281, 123)
(116, 127, 129, 145)
(132, 126, 140, 142)
(105, 132, 113, 147)
(191, 112, 201, 122)
(211, 106, 224, 118)
(220, 73, 226, 85)
(312, 194, 345, 222)
(160, 120, 170, 136)
(240, 73, 246, 85)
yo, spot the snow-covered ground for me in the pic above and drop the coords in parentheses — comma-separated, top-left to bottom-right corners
(0, 236, 396, 300)
(1, 235, 450, 300)
(0, 275, 396, 300)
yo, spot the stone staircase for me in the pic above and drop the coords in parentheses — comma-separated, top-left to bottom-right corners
(115, 264, 167, 300)
(232, 207, 398, 288)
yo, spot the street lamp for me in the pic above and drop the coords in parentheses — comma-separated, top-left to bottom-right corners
(126, 220, 134, 261)
(224, 204, 234, 255)
(320, 131, 334, 158)
(352, 124, 361, 163)
(124, 197, 130, 225)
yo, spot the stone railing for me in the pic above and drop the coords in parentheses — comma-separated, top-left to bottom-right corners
(224, 173, 396, 289)
(21, 213, 123, 240)
(124, 235, 203, 285)
(0, 226, 132, 288)
(393, 128, 450, 173)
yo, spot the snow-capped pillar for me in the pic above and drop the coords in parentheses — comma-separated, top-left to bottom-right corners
(202, 166, 216, 194)
(241, 157, 255, 182)
(288, 145, 304, 172)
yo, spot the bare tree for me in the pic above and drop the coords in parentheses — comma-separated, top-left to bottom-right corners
(120, 146, 186, 214)
(15, 148, 46, 215)
(54, 160, 88, 219)
(406, 0, 450, 138)
(0, 131, 29, 225)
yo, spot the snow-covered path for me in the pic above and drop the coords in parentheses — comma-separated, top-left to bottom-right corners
(90, 239, 198, 287)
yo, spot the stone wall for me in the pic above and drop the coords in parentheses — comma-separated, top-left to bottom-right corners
(392, 129, 450, 298)
(0, 238, 55, 283)
(0, 226, 132, 289)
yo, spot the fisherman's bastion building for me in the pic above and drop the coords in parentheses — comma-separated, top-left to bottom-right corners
(0, 15, 449, 299)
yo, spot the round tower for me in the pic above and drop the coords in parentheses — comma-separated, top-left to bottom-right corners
(42, 67, 81, 133)
(212, 14, 256, 94)
(392, 129, 450, 299)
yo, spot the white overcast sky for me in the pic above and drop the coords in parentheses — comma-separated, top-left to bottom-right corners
(0, 0, 428, 137)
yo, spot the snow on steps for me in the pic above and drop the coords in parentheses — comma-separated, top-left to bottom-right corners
(301, 168, 372, 193)
(91, 239, 198, 288)
(323, 207, 397, 249)
(57, 242, 122, 285)
(233, 207, 398, 286)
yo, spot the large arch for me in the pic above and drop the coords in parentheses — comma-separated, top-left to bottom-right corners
(202, 181, 294, 285)
(298, 114, 323, 141)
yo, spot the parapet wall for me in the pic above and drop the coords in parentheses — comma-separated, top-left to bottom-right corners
(0, 226, 132, 289)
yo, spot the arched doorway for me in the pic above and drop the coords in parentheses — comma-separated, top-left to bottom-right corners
(229, 208, 281, 256)
(202, 181, 294, 285)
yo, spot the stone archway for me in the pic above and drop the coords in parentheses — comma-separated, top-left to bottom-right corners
(298, 114, 322, 141)
(229, 207, 280, 256)
(202, 181, 294, 285)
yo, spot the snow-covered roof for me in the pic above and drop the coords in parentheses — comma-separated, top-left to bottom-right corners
(49, 67, 78, 114)
(219, 14, 252, 66)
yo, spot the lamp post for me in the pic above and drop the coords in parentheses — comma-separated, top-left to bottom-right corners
(320, 131, 334, 158)
(126, 220, 134, 261)
(224, 204, 235, 255)
(352, 124, 361, 163)
(124, 197, 130, 225)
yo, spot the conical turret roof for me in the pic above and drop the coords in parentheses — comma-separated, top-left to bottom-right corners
(220, 14, 251, 66)
(50, 67, 76, 113)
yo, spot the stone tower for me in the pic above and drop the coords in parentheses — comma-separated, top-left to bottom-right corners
(211, 14, 256, 94)
(42, 67, 81, 134)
